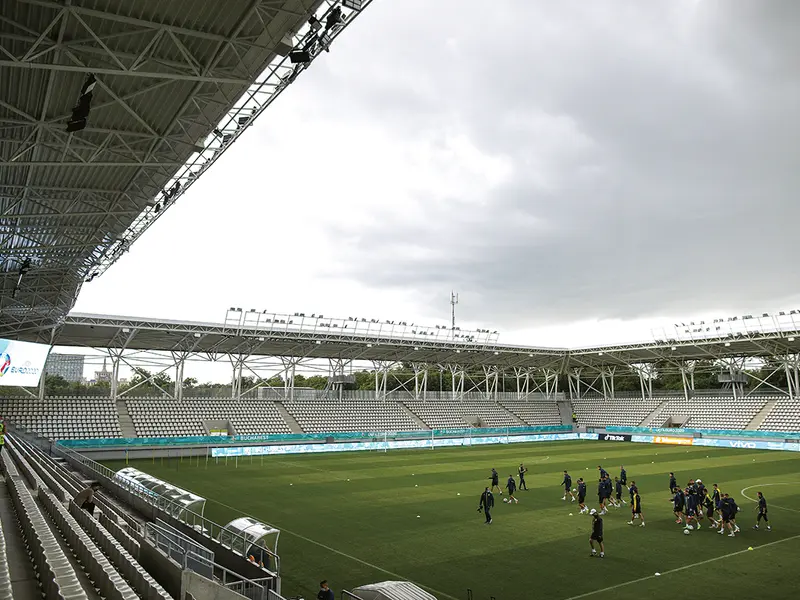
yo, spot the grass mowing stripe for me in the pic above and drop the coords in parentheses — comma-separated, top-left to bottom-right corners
(204, 496, 462, 600)
(562, 532, 800, 600)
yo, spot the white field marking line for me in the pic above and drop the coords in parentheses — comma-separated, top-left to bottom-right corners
(204, 495, 461, 600)
(740, 482, 800, 514)
(562, 532, 800, 600)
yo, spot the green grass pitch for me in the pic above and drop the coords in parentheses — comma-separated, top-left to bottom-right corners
(105, 441, 800, 600)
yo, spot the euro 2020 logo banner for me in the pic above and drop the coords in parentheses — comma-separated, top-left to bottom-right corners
(0, 353, 10, 377)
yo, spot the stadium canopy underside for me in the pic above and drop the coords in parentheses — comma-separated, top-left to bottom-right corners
(15, 311, 800, 402)
(0, 0, 373, 337)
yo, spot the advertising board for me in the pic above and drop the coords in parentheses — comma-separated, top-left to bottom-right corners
(0, 339, 51, 387)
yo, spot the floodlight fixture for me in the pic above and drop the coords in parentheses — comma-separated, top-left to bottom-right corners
(789, 337, 796, 342)
(289, 50, 311, 64)
(724, 342, 731, 347)
(343, 0, 363, 9)
(671, 346, 677, 351)
(308, 15, 322, 30)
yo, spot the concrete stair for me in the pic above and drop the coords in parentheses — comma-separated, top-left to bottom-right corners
(556, 399, 573, 426)
(399, 402, 430, 430)
(746, 398, 779, 431)
(115, 400, 136, 437)
(274, 402, 303, 433)
(639, 400, 669, 427)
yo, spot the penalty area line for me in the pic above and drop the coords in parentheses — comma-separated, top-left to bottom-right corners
(562, 532, 800, 600)
(204, 495, 461, 600)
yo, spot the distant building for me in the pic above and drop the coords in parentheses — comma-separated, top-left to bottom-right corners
(95, 357, 112, 383)
(45, 353, 85, 382)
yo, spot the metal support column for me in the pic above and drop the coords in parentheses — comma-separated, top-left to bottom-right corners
(568, 368, 582, 400)
(544, 368, 559, 399)
(449, 364, 465, 401)
(412, 363, 428, 401)
(483, 366, 499, 401)
(373, 361, 393, 401)
(230, 354, 246, 399)
(680, 361, 696, 402)
(784, 355, 800, 399)
(631, 364, 655, 400)
(172, 352, 189, 401)
(600, 366, 616, 400)
(514, 367, 531, 400)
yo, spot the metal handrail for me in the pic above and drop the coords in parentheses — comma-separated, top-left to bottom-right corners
(53, 442, 281, 574)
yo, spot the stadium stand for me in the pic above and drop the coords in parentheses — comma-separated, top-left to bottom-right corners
(403, 400, 523, 428)
(758, 398, 800, 432)
(282, 400, 420, 433)
(126, 398, 291, 437)
(571, 397, 665, 428)
(647, 396, 769, 430)
(0, 397, 121, 439)
(499, 400, 562, 426)
(0, 432, 280, 600)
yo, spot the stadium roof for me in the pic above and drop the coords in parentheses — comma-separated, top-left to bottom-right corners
(0, 0, 372, 337)
(17, 312, 800, 372)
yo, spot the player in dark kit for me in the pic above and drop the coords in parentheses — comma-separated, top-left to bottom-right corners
(669, 472, 677, 495)
(754, 491, 771, 531)
(673, 487, 685, 525)
(518, 464, 528, 491)
(614, 477, 626, 507)
(506, 475, 519, 504)
(620, 466, 627, 486)
(490, 468, 502, 495)
(589, 509, 605, 558)
(628, 489, 645, 527)
(577, 478, 588, 514)
(562, 471, 575, 502)
(479, 487, 494, 524)
(598, 466, 609, 480)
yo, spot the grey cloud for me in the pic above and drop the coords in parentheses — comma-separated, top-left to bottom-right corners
(306, 0, 800, 326)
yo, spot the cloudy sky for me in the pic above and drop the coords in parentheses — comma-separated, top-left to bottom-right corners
(72, 0, 800, 358)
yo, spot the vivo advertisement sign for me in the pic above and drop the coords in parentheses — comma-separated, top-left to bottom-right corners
(0, 339, 50, 387)
(693, 438, 800, 452)
(211, 432, 594, 458)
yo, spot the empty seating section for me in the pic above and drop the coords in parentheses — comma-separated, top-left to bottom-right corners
(648, 396, 768, 430)
(283, 400, 419, 432)
(499, 400, 562, 426)
(572, 397, 664, 427)
(126, 398, 291, 437)
(403, 400, 522, 428)
(0, 397, 121, 439)
(0, 435, 179, 600)
(758, 398, 800, 432)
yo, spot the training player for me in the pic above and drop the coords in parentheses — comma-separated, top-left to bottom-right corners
(685, 487, 702, 530)
(577, 478, 588, 514)
(673, 486, 685, 525)
(518, 464, 528, 491)
(628, 479, 639, 504)
(627, 487, 645, 527)
(619, 465, 627, 486)
(479, 487, 494, 524)
(589, 509, 605, 558)
(490, 468, 502, 495)
(613, 476, 625, 508)
(701, 488, 718, 529)
(506, 474, 519, 504)
(562, 471, 575, 502)
(669, 472, 677, 496)
(597, 476, 610, 515)
(754, 491, 770, 531)
(598, 465, 609, 480)
(719, 493, 734, 536)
